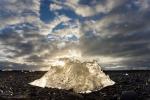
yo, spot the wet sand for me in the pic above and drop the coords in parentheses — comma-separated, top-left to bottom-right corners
(0, 70, 150, 100)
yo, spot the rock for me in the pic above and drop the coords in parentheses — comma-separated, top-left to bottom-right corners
(145, 98, 150, 100)
(120, 90, 137, 100)
(148, 78, 150, 83)
(110, 94, 118, 100)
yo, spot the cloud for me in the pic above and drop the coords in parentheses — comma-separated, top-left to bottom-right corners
(0, 0, 40, 29)
(0, 0, 150, 70)
(50, 3, 63, 11)
(0, 0, 74, 66)
(79, 0, 150, 68)
(52, 0, 128, 17)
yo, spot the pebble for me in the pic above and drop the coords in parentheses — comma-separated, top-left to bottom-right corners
(120, 90, 137, 100)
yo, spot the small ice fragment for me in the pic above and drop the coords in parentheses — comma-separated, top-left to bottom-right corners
(125, 73, 129, 76)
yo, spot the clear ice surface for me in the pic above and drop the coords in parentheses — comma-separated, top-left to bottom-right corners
(29, 58, 115, 93)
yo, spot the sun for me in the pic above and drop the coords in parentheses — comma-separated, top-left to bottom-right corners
(68, 50, 81, 58)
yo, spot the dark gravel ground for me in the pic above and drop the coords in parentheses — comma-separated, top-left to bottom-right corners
(0, 70, 150, 100)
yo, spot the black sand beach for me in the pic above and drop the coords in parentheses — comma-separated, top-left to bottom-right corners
(0, 70, 150, 100)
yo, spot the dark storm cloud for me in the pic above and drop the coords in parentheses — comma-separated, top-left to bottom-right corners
(80, 0, 150, 68)
(81, 31, 150, 57)
(0, 23, 42, 55)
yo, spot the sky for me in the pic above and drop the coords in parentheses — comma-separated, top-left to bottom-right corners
(0, 0, 150, 70)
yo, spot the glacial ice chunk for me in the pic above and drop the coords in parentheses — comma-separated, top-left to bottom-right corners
(29, 58, 115, 93)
